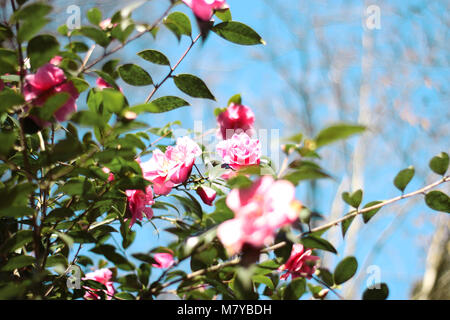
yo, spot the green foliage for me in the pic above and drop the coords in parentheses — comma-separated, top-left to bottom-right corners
(425, 191, 450, 213)
(27, 34, 59, 69)
(300, 236, 337, 254)
(164, 12, 192, 40)
(362, 283, 389, 300)
(429, 152, 449, 176)
(314, 123, 366, 148)
(342, 189, 363, 208)
(138, 49, 171, 66)
(118, 64, 153, 86)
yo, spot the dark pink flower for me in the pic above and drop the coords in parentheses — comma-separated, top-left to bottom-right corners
(217, 103, 255, 140)
(141, 149, 175, 196)
(152, 252, 175, 269)
(102, 167, 115, 182)
(182, 0, 229, 21)
(125, 186, 154, 228)
(24, 63, 79, 128)
(196, 186, 217, 206)
(96, 77, 112, 90)
(83, 268, 115, 300)
(278, 244, 320, 280)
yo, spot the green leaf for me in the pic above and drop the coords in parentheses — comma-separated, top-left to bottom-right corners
(79, 26, 110, 47)
(163, 12, 191, 39)
(282, 166, 331, 185)
(252, 275, 274, 290)
(173, 74, 215, 100)
(362, 201, 383, 223)
(212, 21, 264, 45)
(429, 152, 449, 176)
(0, 49, 17, 74)
(118, 64, 153, 86)
(71, 110, 107, 128)
(425, 191, 450, 213)
(18, 17, 50, 43)
(0, 132, 16, 156)
(342, 189, 363, 208)
(215, 8, 232, 22)
(102, 89, 125, 113)
(137, 49, 170, 66)
(315, 123, 366, 148)
(393, 166, 415, 192)
(0, 88, 24, 113)
(11, 2, 52, 22)
(318, 268, 334, 287)
(0, 230, 33, 254)
(83, 279, 107, 291)
(27, 34, 59, 69)
(300, 236, 337, 254)
(362, 283, 389, 300)
(341, 212, 355, 237)
(87, 8, 102, 25)
(334, 256, 358, 285)
(0, 206, 34, 218)
(46, 208, 74, 222)
(131, 96, 189, 114)
(2, 255, 35, 271)
(283, 278, 306, 300)
(227, 93, 242, 106)
(114, 292, 135, 300)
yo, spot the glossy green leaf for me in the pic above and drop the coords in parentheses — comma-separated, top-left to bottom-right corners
(79, 26, 110, 47)
(87, 8, 102, 25)
(334, 256, 358, 285)
(429, 152, 449, 176)
(315, 123, 366, 148)
(283, 278, 306, 300)
(163, 12, 191, 39)
(362, 201, 383, 223)
(425, 191, 450, 213)
(173, 74, 215, 100)
(27, 34, 59, 69)
(212, 21, 264, 45)
(2, 255, 35, 271)
(300, 236, 337, 254)
(137, 49, 170, 66)
(118, 64, 153, 86)
(342, 189, 363, 208)
(393, 166, 415, 192)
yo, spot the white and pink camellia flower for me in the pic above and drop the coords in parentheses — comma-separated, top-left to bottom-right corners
(182, 0, 229, 21)
(278, 244, 320, 280)
(125, 185, 155, 228)
(49, 55, 63, 66)
(99, 18, 117, 30)
(24, 63, 79, 128)
(152, 252, 175, 269)
(196, 186, 217, 206)
(216, 132, 261, 179)
(83, 268, 115, 300)
(96, 77, 112, 90)
(217, 103, 255, 140)
(217, 176, 300, 255)
(141, 136, 202, 195)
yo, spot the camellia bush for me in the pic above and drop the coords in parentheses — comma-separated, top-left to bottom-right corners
(0, 0, 449, 300)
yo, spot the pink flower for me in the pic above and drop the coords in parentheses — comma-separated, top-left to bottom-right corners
(217, 103, 255, 140)
(216, 132, 261, 172)
(166, 136, 202, 184)
(141, 136, 201, 195)
(99, 18, 117, 30)
(96, 77, 112, 90)
(141, 149, 175, 195)
(152, 252, 175, 269)
(196, 186, 217, 206)
(217, 176, 300, 255)
(182, 0, 229, 21)
(50, 56, 63, 66)
(125, 185, 154, 228)
(24, 63, 79, 128)
(278, 244, 320, 280)
(83, 268, 115, 300)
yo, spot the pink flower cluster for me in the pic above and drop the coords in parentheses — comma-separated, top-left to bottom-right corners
(216, 132, 261, 170)
(217, 176, 300, 255)
(141, 136, 202, 195)
(278, 244, 320, 280)
(24, 62, 79, 128)
(217, 103, 255, 140)
(182, 0, 229, 21)
(83, 268, 115, 300)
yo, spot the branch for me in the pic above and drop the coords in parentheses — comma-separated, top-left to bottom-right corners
(78, 3, 175, 75)
(145, 33, 202, 103)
